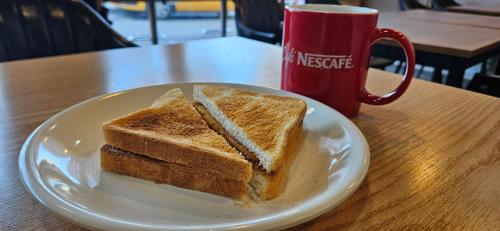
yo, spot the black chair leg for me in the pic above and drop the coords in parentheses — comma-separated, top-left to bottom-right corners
(394, 61, 403, 73)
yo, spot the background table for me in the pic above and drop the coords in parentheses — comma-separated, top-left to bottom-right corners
(447, 3, 500, 17)
(0, 37, 499, 230)
(384, 9, 500, 77)
(375, 12, 500, 87)
(394, 9, 500, 30)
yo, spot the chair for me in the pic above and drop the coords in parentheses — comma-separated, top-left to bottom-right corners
(432, 0, 460, 10)
(82, 0, 110, 23)
(233, 0, 284, 44)
(399, 0, 429, 11)
(232, 0, 343, 45)
(0, 0, 136, 62)
(467, 74, 500, 98)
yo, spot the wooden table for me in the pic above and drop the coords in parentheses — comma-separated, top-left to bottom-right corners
(1, 37, 499, 230)
(394, 9, 500, 30)
(447, 3, 500, 17)
(375, 13, 500, 87)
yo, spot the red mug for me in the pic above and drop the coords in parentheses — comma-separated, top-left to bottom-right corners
(281, 4, 415, 117)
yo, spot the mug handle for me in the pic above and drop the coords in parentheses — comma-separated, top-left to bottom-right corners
(358, 28, 416, 105)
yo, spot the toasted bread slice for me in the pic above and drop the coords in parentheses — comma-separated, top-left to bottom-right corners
(100, 145, 248, 198)
(103, 88, 252, 182)
(193, 85, 307, 173)
(194, 102, 303, 199)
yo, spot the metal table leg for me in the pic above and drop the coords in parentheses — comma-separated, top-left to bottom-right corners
(221, 0, 227, 37)
(148, 0, 158, 44)
(495, 57, 500, 75)
(446, 65, 466, 87)
(432, 67, 443, 83)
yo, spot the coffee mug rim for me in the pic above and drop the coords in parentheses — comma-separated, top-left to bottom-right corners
(286, 4, 379, 15)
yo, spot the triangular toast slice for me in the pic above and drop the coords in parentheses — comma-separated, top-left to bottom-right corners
(193, 85, 307, 173)
(102, 88, 252, 182)
(194, 102, 303, 199)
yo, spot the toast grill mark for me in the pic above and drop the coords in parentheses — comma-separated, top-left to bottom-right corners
(284, 47, 354, 69)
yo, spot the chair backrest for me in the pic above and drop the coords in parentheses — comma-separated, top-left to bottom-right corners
(467, 74, 500, 98)
(233, 0, 343, 44)
(431, 0, 460, 10)
(399, 0, 429, 11)
(233, 0, 284, 44)
(0, 0, 135, 62)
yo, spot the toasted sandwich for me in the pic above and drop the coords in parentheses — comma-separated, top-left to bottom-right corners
(193, 85, 307, 199)
(101, 88, 252, 198)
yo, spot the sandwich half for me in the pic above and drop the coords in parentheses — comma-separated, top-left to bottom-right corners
(101, 88, 252, 198)
(100, 145, 250, 197)
(193, 85, 307, 199)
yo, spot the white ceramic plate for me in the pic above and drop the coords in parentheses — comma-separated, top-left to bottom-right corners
(19, 83, 369, 231)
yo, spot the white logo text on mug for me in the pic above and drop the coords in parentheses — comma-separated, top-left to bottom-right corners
(284, 47, 354, 69)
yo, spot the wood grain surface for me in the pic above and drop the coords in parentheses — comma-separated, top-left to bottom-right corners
(0, 37, 499, 230)
(458, 0, 500, 4)
(378, 13, 500, 58)
(447, 3, 500, 17)
(390, 9, 500, 30)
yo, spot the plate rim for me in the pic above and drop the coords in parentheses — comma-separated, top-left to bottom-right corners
(18, 82, 370, 231)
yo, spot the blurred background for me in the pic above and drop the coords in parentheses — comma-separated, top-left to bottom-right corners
(104, 0, 498, 45)
(1, 0, 498, 96)
(105, 0, 237, 45)
(103, 0, 498, 90)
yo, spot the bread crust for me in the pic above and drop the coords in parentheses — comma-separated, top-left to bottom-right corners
(100, 145, 248, 198)
(250, 122, 303, 199)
